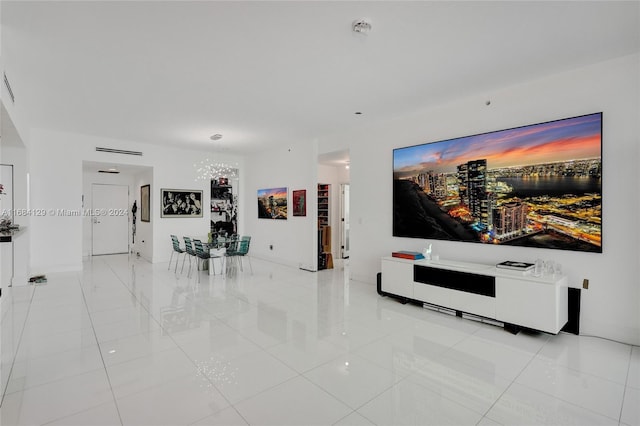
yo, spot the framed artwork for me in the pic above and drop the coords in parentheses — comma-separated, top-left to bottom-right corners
(257, 187, 287, 219)
(292, 189, 306, 217)
(161, 188, 203, 218)
(140, 185, 150, 222)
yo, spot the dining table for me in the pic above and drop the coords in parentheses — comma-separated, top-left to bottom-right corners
(190, 235, 224, 275)
(192, 235, 238, 275)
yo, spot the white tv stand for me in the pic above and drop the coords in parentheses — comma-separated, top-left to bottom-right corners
(380, 257, 568, 334)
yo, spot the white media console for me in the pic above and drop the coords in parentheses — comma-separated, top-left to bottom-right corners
(380, 256, 568, 334)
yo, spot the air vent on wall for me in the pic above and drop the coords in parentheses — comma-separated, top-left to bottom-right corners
(96, 147, 143, 156)
(4, 73, 15, 104)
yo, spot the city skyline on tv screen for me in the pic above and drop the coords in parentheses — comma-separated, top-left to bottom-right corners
(392, 112, 602, 253)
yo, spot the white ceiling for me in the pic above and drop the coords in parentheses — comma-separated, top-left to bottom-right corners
(2, 1, 638, 156)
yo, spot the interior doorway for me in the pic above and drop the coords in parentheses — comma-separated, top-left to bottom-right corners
(317, 149, 350, 265)
(83, 162, 153, 260)
(340, 183, 350, 259)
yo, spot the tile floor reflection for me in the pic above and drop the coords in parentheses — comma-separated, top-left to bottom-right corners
(1, 254, 637, 425)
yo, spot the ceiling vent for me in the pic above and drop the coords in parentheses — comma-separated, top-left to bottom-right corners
(4, 73, 15, 104)
(96, 147, 143, 156)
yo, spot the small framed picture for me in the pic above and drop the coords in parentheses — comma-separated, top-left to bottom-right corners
(292, 189, 306, 217)
(141, 185, 150, 222)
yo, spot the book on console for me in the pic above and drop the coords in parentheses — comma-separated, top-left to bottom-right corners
(392, 251, 425, 260)
(496, 260, 535, 271)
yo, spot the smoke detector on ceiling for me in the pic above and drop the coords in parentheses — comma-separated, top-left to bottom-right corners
(352, 19, 372, 34)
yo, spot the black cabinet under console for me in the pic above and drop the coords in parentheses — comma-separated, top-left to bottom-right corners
(414, 265, 495, 297)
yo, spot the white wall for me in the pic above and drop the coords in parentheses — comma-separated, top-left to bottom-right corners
(243, 141, 317, 271)
(0, 106, 28, 227)
(1, 147, 27, 224)
(133, 169, 153, 262)
(27, 129, 244, 272)
(1, 106, 30, 284)
(320, 54, 640, 345)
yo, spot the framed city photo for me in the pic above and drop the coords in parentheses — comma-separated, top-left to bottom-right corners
(161, 188, 203, 218)
(257, 187, 287, 219)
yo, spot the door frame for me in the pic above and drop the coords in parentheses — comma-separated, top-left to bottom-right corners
(339, 183, 350, 259)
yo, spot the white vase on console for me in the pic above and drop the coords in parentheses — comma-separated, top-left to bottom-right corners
(422, 244, 432, 261)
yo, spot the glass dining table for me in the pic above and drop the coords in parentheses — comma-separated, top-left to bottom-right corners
(208, 235, 238, 249)
(192, 235, 238, 275)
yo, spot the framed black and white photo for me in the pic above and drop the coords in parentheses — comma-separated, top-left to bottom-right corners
(141, 184, 150, 222)
(161, 188, 203, 218)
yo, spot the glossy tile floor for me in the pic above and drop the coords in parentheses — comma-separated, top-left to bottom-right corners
(1, 254, 638, 425)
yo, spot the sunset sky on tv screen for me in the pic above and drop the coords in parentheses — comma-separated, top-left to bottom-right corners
(394, 113, 601, 177)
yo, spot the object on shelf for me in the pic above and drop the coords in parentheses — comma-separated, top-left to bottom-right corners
(423, 243, 432, 260)
(392, 251, 425, 260)
(317, 183, 330, 227)
(496, 261, 535, 271)
(318, 225, 333, 270)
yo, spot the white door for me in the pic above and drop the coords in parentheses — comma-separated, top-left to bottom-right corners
(340, 184, 350, 259)
(92, 184, 129, 255)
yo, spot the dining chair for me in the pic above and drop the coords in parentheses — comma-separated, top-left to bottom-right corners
(235, 236, 253, 274)
(182, 236, 197, 277)
(223, 235, 240, 272)
(169, 235, 186, 273)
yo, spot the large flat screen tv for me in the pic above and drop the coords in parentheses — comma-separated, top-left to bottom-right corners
(393, 112, 602, 253)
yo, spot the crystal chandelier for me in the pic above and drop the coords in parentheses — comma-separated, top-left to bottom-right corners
(195, 159, 238, 180)
(194, 134, 238, 181)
